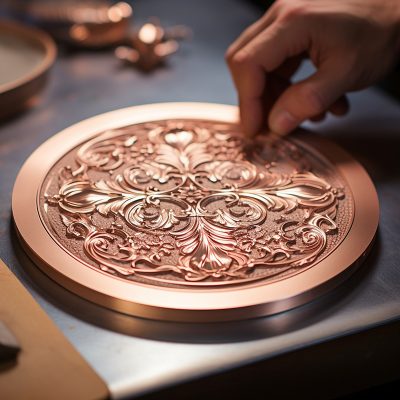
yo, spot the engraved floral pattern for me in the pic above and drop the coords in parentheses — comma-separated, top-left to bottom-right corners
(42, 120, 348, 286)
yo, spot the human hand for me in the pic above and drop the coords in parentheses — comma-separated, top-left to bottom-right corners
(226, 0, 400, 136)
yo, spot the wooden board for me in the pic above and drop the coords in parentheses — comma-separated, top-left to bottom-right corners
(0, 259, 109, 399)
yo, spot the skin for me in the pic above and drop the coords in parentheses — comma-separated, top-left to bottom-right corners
(226, 0, 400, 136)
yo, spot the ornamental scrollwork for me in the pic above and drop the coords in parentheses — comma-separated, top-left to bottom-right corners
(42, 120, 349, 286)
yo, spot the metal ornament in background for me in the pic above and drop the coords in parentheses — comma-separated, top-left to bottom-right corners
(115, 19, 191, 71)
(5, 1, 190, 70)
(7, 0, 133, 48)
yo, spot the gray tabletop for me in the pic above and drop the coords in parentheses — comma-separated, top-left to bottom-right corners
(1, 0, 400, 398)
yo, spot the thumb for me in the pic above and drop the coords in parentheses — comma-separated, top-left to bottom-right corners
(268, 65, 351, 135)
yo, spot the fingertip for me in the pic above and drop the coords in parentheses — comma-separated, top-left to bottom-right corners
(241, 120, 259, 137)
(239, 98, 263, 137)
(240, 112, 259, 137)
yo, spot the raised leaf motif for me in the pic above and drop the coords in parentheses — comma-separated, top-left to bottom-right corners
(43, 120, 349, 286)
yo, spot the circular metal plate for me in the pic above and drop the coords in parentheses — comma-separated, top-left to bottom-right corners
(12, 103, 379, 321)
(0, 20, 56, 120)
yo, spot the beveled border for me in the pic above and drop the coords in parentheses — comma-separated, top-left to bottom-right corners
(12, 103, 379, 322)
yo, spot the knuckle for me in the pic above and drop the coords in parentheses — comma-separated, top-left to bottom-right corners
(225, 47, 235, 63)
(230, 50, 253, 69)
(278, 1, 310, 23)
(301, 84, 327, 115)
(300, 85, 330, 117)
(261, 7, 273, 20)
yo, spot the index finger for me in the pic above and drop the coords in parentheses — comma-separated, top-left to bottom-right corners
(226, 20, 308, 136)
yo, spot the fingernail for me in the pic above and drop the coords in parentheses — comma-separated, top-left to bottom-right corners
(239, 111, 256, 137)
(270, 109, 298, 135)
(240, 102, 263, 137)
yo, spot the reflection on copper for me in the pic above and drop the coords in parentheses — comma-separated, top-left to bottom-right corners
(69, 24, 89, 41)
(12, 103, 379, 322)
(10, 1, 132, 48)
(138, 23, 160, 43)
(107, 2, 132, 23)
(15, 227, 371, 343)
(115, 19, 190, 71)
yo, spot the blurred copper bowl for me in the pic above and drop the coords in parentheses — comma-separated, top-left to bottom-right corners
(0, 20, 56, 121)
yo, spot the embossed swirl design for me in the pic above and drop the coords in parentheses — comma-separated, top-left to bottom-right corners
(40, 120, 352, 287)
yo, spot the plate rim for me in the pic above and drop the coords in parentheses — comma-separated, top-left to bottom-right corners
(0, 19, 57, 115)
(0, 19, 56, 96)
(12, 102, 379, 321)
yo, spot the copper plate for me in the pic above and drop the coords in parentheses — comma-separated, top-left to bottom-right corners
(12, 103, 379, 322)
(0, 20, 56, 120)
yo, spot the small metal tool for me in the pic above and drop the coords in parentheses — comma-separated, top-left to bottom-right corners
(115, 18, 191, 71)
